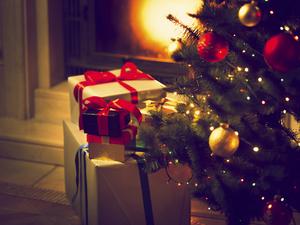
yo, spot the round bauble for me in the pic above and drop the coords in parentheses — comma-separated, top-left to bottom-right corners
(263, 198, 292, 225)
(166, 162, 193, 184)
(209, 124, 239, 157)
(238, 2, 261, 27)
(197, 32, 229, 63)
(264, 33, 300, 72)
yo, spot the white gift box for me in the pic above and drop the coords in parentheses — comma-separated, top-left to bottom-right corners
(68, 64, 166, 125)
(63, 120, 190, 225)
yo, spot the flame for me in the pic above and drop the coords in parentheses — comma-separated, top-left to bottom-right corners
(130, 0, 202, 58)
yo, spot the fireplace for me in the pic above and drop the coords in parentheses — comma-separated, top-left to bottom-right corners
(63, 0, 201, 83)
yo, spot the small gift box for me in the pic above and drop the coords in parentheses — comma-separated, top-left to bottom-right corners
(140, 97, 184, 122)
(68, 62, 166, 125)
(81, 96, 141, 137)
(63, 120, 190, 225)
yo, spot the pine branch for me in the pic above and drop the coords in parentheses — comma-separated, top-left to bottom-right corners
(166, 14, 199, 40)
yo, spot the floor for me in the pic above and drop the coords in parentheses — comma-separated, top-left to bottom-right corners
(0, 157, 216, 225)
(0, 158, 65, 192)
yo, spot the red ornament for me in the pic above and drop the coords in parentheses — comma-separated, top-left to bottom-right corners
(263, 33, 300, 72)
(263, 198, 293, 225)
(197, 32, 229, 63)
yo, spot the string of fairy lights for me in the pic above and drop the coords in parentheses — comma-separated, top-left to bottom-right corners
(163, 0, 300, 212)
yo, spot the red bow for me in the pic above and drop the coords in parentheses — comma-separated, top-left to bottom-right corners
(81, 96, 142, 138)
(73, 62, 154, 103)
(81, 96, 142, 126)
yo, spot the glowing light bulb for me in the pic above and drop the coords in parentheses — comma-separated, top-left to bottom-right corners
(261, 100, 266, 105)
(194, 183, 198, 187)
(244, 67, 249, 72)
(270, 10, 274, 15)
(298, 143, 300, 147)
(194, 110, 200, 116)
(173, 91, 177, 95)
(226, 159, 230, 163)
(234, 131, 239, 136)
(209, 126, 215, 131)
(242, 50, 246, 53)
(240, 178, 245, 182)
(268, 204, 272, 209)
(246, 96, 251, 100)
(281, 78, 284, 82)
(284, 25, 290, 31)
(253, 146, 260, 152)
(237, 67, 242, 72)
(252, 182, 256, 187)
(280, 26, 284, 31)
(281, 197, 285, 202)
(177, 182, 182, 186)
(190, 103, 195, 108)
(285, 97, 290, 102)
(261, 196, 265, 200)
(283, 110, 287, 114)
(258, 77, 263, 82)
(294, 36, 299, 41)
(252, 54, 255, 57)
(168, 41, 180, 54)
(186, 110, 190, 115)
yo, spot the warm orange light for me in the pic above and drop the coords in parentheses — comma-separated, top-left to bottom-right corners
(130, 0, 202, 58)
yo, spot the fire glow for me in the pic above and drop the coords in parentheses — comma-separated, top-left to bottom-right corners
(130, 0, 202, 58)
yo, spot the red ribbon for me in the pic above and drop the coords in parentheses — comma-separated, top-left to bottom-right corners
(73, 62, 153, 128)
(81, 96, 142, 135)
(87, 125, 137, 145)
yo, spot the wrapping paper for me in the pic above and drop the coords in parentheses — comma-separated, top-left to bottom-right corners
(82, 108, 130, 137)
(63, 120, 190, 225)
(81, 96, 141, 137)
(68, 63, 166, 125)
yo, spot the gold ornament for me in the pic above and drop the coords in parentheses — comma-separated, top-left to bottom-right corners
(238, 2, 261, 27)
(209, 124, 240, 157)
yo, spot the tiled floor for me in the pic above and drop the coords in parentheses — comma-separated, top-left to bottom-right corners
(0, 158, 64, 192)
(0, 194, 81, 225)
(0, 157, 81, 225)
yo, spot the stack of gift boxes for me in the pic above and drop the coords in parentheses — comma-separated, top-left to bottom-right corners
(64, 62, 190, 225)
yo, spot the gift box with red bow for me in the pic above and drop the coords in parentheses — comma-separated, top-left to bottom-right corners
(81, 96, 142, 137)
(68, 62, 166, 126)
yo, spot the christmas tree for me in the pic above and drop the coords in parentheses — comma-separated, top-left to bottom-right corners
(140, 1, 300, 225)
